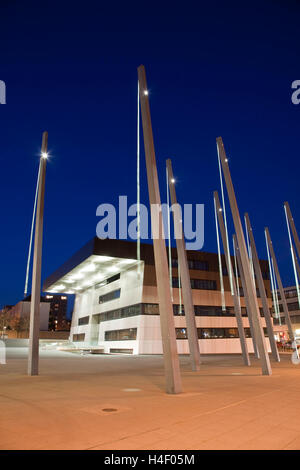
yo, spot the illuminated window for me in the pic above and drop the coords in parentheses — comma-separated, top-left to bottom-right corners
(78, 316, 89, 326)
(172, 278, 217, 290)
(72, 333, 85, 342)
(105, 328, 137, 341)
(99, 289, 121, 304)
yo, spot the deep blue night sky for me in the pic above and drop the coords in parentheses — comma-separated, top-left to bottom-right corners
(1, 0, 300, 310)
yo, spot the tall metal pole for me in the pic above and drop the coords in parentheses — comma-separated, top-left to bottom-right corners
(233, 234, 259, 359)
(138, 65, 182, 394)
(284, 205, 300, 309)
(245, 214, 280, 362)
(166, 166, 173, 300)
(292, 245, 300, 285)
(166, 159, 201, 371)
(137, 80, 141, 262)
(265, 227, 295, 343)
(28, 131, 48, 376)
(217, 137, 271, 375)
(24, 163, 41, 297)
(214, 192, 250, 366)
(284, 202, 300, 260)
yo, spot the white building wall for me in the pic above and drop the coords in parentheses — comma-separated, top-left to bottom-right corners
(70, 262, 272, 355)
(137, 315, 271, 354)
(70, 263, 144, 348)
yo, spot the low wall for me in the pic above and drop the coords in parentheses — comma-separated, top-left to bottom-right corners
(4, 330, 70, 340)
(4, 339, 29, 347)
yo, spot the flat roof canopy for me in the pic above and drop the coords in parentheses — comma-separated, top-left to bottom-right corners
(45, 253, 138, 294)
(43, 238, 145, 294)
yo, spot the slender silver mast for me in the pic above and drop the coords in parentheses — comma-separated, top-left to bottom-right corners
(216, 137, 271, 375)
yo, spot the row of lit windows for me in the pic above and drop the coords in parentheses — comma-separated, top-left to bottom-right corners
(174, 278, 265, 296)
(46, 295, 67, 300)
(95, 273, 120, 290)
(172, 278, 217, 290)
(95, 304, 142, 323)
(100, 327, 268, 342)
(279, 302, 300, 312)
(73, 327, 269, 343)
(172, 304, 265, 317)
(172, 258, 269, 280)
(72, 333, 85, 342)
(222, 266, 269, 281)
(99, 288, 121, 304)
(77, 302, 266, 326)
(78, 316, 89, 325)
(176, 327, 268, 339)
(273, 315, 300, 325)
(278, 289, 298, 300)
(105, 328, 137, 341)
(172, 258, 209, 271)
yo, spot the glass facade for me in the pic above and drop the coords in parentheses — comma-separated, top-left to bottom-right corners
(72, 333, 85, 342)
(99, 289, 121, 304)
(273, 314, 300, 325)
(279, 301, 300, 312)
(278, 289, 298, 300)
(175, 327, 268, 340)
(95, 273, 120, 289)
(172, 258, 209, 271)
(172, 277, 217, 290)
(90, 303, 265, 323)
(105, 328, 137, 341)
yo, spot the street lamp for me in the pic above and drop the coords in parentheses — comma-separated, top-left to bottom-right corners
(28, 131, 48, 376)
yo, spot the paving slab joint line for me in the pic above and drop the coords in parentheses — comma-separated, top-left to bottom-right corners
(163, 388, 283, 429)
(85, 427, 162, 450)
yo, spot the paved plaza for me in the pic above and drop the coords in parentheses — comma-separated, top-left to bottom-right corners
(1, 348, 300, 450)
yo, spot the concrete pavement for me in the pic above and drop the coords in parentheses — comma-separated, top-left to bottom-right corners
(1, 348, 300, 450)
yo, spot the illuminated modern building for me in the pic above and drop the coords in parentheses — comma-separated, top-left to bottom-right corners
(43, 238, 275, 355)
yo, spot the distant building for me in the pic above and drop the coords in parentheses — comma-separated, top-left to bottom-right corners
(24, 294, 69, 331)
(44, 238, 276, 355)
(3, 298, 50, 338)
(44, 294, 69, 331)
(273, 286, 300, 340)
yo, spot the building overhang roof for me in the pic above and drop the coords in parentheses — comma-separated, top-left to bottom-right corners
(44, 253, 138, 294)
(43, 238, 145, 294)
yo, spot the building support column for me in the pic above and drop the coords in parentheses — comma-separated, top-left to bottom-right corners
(138, 65, 182, 394)
(214, 192, 250, 366)
(217, 136, 271, 375)
(265, 227, 295, 343)
(28, 131, 48, 376)
(167, 159, 201, 371)
(245, 214, 280, 362)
